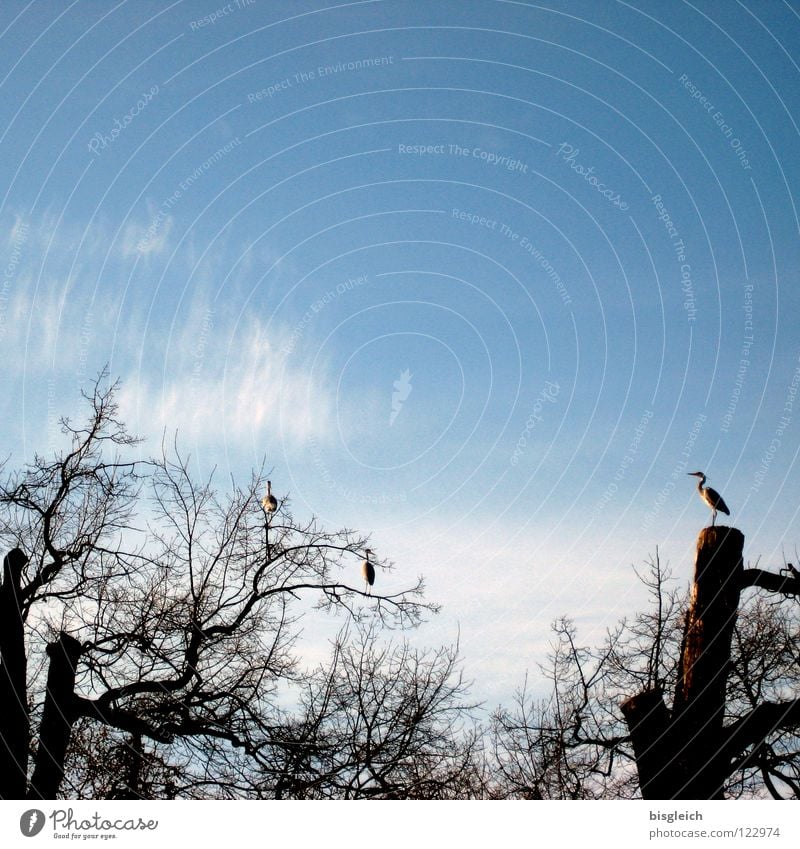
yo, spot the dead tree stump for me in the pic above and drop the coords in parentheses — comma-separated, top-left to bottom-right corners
(670, 526, 743, 798)
(28, 633, 84, 800)
(621, 526, 744, 799)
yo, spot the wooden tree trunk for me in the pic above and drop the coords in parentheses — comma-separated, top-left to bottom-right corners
(28, 633, 84, 800)
(0, 548, 29, 799)
(621, 526, 744, 799)
(620, 688, 672, 800)
(670, 526, 743, 798)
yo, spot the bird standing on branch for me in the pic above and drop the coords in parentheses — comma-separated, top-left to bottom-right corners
(688, 471, 730, 526)
(261, 480, 278, 515)
(361, 549, 375, 594)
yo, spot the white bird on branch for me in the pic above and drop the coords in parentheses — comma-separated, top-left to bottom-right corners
(261, 480, 278, 515)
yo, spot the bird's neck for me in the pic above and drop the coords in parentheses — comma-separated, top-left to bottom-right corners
(697, 475, 706, 491)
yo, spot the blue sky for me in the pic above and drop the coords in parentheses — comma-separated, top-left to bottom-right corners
(2, 0, 800, 706)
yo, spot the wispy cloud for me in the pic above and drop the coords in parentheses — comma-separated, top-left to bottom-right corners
(119, 205, 174, 257)
(0, 209, 334, 459)
(117, 316, 335, 452)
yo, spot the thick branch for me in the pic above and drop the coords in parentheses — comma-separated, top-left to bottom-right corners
(741, 568, 800, 597)
(74, 696, 177, 744)
(722, 699, 800, 765)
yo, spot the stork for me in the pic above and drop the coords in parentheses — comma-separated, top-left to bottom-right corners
(688, 472, 730, 526)
(361, 549, 375, 594)
(261, 480, 278, 515)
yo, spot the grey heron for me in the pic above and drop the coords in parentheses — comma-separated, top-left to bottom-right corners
(688, 472, 730, 526)
(361, 549, 375, 594)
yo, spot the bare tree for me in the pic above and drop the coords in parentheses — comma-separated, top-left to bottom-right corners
(0, 375, 434, 799)
(491, 619, 641, 800)
(262, 623, 486, 798)
(491, 537, 800, 799)
(623, 528, 800, 799)
(725, 596, 800, 798)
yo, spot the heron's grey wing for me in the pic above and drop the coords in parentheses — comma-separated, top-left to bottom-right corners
(708, 487, 730, 514)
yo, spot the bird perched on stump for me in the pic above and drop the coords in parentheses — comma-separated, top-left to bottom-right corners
(361, 549, 375, 594)
(688, 471, 730, 526)
(261, 480, 278, 514)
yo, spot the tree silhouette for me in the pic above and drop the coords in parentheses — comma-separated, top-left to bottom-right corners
(264, 623, 485, 798)
(7, 377, 798, 801)
(0, 375, 434, 799)
(492, 534, 800, 799)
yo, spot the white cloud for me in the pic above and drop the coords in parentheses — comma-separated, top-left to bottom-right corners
(117, 317, 335, 453)
(119, 205, 174, 257)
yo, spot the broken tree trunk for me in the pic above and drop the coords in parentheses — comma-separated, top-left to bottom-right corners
(670, 526, 744, 798)
(621, 526, 745, 799)
(0, 548, 29, 800)
(28, 632, 84, 800)
(620, 687, 672, 800)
